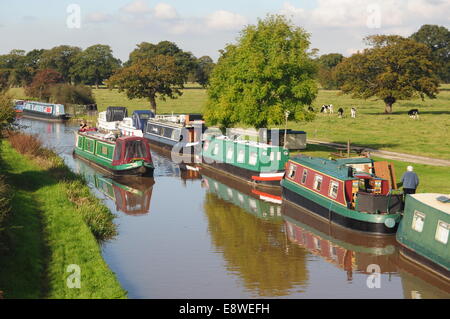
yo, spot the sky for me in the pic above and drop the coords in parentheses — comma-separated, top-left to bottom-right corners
(0, 0, 449, 61)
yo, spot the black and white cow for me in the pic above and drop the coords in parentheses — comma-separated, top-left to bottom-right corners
(320, 104, 334, 114)
(408, 109, 420, 120)
(351, 107, 357, 118)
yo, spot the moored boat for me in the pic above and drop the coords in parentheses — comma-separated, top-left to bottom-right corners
(143, 114, 205, 159)
(21, 100, 70, 122)
(281, 155, 403, 234)
(73, 130, 154, 177)
(396, 193, 450, 280)
(201, 165, 283, 221)
(118, 110, 154, 138)
(97, 106, 128, 132)
(200, 135, 289, 189)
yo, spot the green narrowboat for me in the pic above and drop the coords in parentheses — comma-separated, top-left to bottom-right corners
(281, 155, 403, 235)
(396, 193, 450, 280)
(201, 135, 289, 189)
(74, 131, 154, 177)
(201, 165, 283, 221)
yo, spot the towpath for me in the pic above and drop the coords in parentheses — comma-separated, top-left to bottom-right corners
(307, 139, 450, 167)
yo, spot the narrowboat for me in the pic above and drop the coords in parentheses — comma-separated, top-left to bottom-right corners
(13, 99, 24, 113)
(97, 106, 128, 132)
(396, 193, 450, 280)
(21, 101, 70, 122)
(73, 130, 154, 177)
(143, 114, 205, 159)
(281, 156, 403, 234)
(201, 135, 289, 189)
(283, 202, 397, 280)
(118, 110, 154, 137)
(201, 166, 283, 221)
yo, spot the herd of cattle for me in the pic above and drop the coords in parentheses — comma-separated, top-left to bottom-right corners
(308, 104, 420, 120)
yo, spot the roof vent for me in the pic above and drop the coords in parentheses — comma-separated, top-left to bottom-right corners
(437, 196, 450, 204)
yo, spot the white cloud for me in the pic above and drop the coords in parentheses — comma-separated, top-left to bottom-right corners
(121, 0, 152, 15)
(206, 10, 248, 31)
(85, 12, 113, 24)
(153, 3, 178, 20)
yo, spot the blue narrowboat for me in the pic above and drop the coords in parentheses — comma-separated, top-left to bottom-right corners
(22, 101, 70, 122)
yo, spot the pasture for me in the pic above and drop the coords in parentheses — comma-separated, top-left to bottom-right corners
(8, 84, 450, 160)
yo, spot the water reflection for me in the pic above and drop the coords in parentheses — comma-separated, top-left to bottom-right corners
(16, 117, 449, 299)
(282, 202, 397, 281)
(201, 169, 308, 297)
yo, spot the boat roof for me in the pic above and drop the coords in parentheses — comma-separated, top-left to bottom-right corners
(410, 193, 450, 215)
(335, 158, 374, 165)
(210, 135, 287, 151)
(133, 110, 153, 115)
(290, 155, 358, 180)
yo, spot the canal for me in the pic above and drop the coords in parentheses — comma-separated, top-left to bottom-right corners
(19, 118, 450, 299)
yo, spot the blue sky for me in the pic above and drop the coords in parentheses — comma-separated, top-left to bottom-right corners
(1, 0, 448, 61)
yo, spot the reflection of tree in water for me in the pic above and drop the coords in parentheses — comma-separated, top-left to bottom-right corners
(204, 193, 308, 297)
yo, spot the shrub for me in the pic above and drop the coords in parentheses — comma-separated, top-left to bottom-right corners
(24, 69, 63, 102)
(49, 84, 95, 105)
(0, 93, 16, 136)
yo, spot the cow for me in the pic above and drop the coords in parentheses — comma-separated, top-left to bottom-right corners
(328, 104, 334, 114)
(320, 105, 329, 113)
(337, 108, 344, 118)
(308, 106, 315, 112)
(408, 109, 420, 120)
(351, 107, 357, 118)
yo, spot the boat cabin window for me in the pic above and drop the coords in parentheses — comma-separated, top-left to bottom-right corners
(329, 181, 339, 199)
(301, 169, 308, 184)
(226, 147, 234, 161)
(249, 152, 258, 166)
(412, 211, 426, 233)
(212, 143, 219, 156)
(237, 149, 245, 163)
(313, 175, 323, 191)
(435, 221, 449, 245)
(124, 140, 147, 160)
(288, 164, 297, 179)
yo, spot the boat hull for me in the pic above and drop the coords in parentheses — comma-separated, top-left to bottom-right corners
(22, 109, 70, 122)
(281, 184, 400, 235)
(200, 160, 283, 190)
(73, 148, 154, 177)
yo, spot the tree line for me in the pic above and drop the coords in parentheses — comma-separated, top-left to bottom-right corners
(0, 19, 448, 126)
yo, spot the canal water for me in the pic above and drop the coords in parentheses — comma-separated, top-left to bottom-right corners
(18, 118, 449, 299)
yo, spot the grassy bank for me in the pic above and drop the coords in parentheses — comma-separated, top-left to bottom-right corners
(0, 136, 126, 299)
(9, 84, 450, 159)
(299, 145, 450, 194)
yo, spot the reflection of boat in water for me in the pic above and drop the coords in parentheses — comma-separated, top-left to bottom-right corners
(151, 147, 201, 182)
(283, 201, 397, 279)
(201, 166, 282, 221)
(203, 185, 308, 297)
(84, 173, 155, 216)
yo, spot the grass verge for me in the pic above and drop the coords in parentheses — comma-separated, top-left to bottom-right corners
(0, 136, 126, 299)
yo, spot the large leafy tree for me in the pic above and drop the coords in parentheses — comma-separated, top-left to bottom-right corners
(316, 53, 344, 90)
(127, 41, 197, 83)
(71, 44, 121, 88)
(335, 35, 439, 113)
(25, 69, 63, 101)
(205, 15, 317, 129)
(192, 56, 215, 87)
(39, 45, 82, 83)
(107, 55, 184, 114)
(411, 24, 450, 83)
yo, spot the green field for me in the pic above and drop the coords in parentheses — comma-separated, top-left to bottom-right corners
(9, 84, 450, 159)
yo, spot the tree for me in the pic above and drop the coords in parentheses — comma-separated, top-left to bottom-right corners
(39, 45, 82, 83)
(193, 56, 215, 87)
(205, 15, 317, 129)
(411, 24, 450, 83)
(316, 53, 343, 89)
(25, 69, 63, 101)
(127, 41, 197, 82)
(49, 84, 95, 105)
(71, 44, 121, 88)
(107, 55, 184, 114)
(335, 35, 439, 113)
